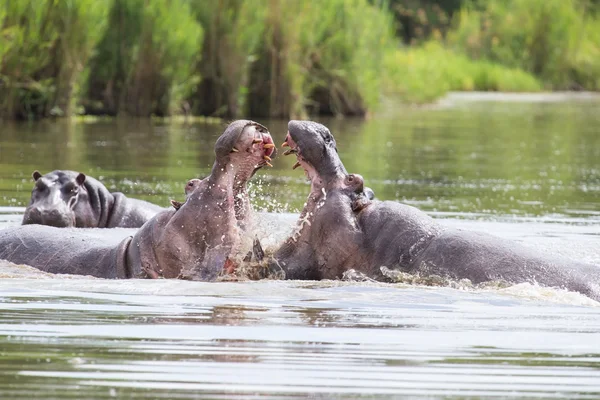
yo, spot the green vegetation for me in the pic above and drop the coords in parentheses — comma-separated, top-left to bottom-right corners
(383, 42, 542, 104)
(0, 0, 109, 119)
(448, 0, 600, 91)
(85, 0, 203, 117)
(247, 0, 395, 118)
(0, 0, 599, 120)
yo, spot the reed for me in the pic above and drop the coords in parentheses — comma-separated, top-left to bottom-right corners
(187, 0, 266, 118)
(0, 0, 109, 119)
(1, 0, 598, 120)
(383, 42, 542, 104)
(85, 0, 202, 117)
(448, 0, 600, 90)
(248, 0, 396, 118)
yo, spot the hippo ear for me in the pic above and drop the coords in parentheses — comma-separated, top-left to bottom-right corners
(32, 171, 42, 181)
(76, 173, 86, 186)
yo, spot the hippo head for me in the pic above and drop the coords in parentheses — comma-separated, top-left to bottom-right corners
(282, 120, 346, 186)
(210, 120, 276, 223)
(185, 178, 202, 197)
(22, 170, 89, 227)
(213, 120, 276, 181)
(282, 120, 367, 202)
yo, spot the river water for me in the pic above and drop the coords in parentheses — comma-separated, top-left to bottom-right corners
(0, 93, 599, 398)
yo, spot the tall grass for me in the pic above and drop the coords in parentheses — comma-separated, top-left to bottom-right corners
(188, 0, 266, 118)
(383, 42, 542, 104)
(249, 0, 396, 118)
(85, 0, 202, 117)
(1, 0, 598, 120)
(0, 0, 109, 119)
(448, 0, 600, 90)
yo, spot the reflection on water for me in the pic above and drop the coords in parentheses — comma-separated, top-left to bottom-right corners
(0, 280, 600, 399)
(1, 95, 600, 398)
(1, 95, 599, 216)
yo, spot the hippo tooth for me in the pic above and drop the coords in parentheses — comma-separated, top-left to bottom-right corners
(263, 143, 275, 149)
(231, 147, 239, 152)
(282, 141, 289, 147)
(264, 155, 272, 161)
(292, 161, 301, 170)
(265, 162, 273, 167)
(253, 139, 262, 144)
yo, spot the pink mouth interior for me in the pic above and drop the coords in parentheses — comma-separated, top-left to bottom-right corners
(284, 132, 297, 149)
(263, 135, 275, 158)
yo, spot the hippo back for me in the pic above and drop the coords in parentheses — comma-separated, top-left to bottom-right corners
(413, 228, 600, 299)
(357, 200, 443, 273)
(106, 192, 164, 228)
(0, 225, 132, 278)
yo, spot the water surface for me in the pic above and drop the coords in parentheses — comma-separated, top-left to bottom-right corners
(0, 93, 599, 398)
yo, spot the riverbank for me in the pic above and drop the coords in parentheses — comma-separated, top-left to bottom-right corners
(2, 0, 598, 121)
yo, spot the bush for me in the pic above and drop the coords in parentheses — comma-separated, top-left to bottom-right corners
(383, 42, 542, 104)
(85, 0, 203, 117)
(0, 0, 109, 119)
(249, 0, 397, 118)
(447, 0, 600, 90)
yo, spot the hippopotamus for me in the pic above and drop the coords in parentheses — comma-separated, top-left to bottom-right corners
(0, 120, 276, 280)
(22, 170, 163, 228)
(170, 178, 202, 210)
(272, 120, 600, 301)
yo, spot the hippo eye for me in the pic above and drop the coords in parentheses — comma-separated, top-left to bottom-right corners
(63, 184, 77, 195)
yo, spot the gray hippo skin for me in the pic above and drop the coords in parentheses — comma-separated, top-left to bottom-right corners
(170, 178, 202, 210)
(273, 120, 600, 300)
(0, 120, 276, 280)
(22, 170, 163, 228)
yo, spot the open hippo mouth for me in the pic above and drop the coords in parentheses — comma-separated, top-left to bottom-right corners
(215, 120, 276, 224)
(225, 121, 276, 179)
(281, 121, 370, 223)
(281, 120, 344, 192)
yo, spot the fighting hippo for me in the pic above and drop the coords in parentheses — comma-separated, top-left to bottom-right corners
(0, 120, 275, 280)
(272, 120, 600, 300)
(22, 170, 163, 228)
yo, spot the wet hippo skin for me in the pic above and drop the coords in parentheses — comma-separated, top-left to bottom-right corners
(0, 120, 276, 280)
(22, 170, 163, 228)
(272, 120, 600, 301)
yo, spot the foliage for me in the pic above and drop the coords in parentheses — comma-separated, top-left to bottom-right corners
(447, 0, 600, 90)
(1, 0, 599, 120)
(187, 0, 266, 118)
(249, 0, 396, 118)
(385, 0, 465, 43)
(383, 42, 542, 104)
(0, 0, 109, 119)
(85, 0, 203, 117)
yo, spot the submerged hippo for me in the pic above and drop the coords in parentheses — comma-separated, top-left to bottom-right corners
(22, 170, 163, 228)
(171, 178, 202, 210)
(273, 120, 600, 300)
(0, 120, 276, 280)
